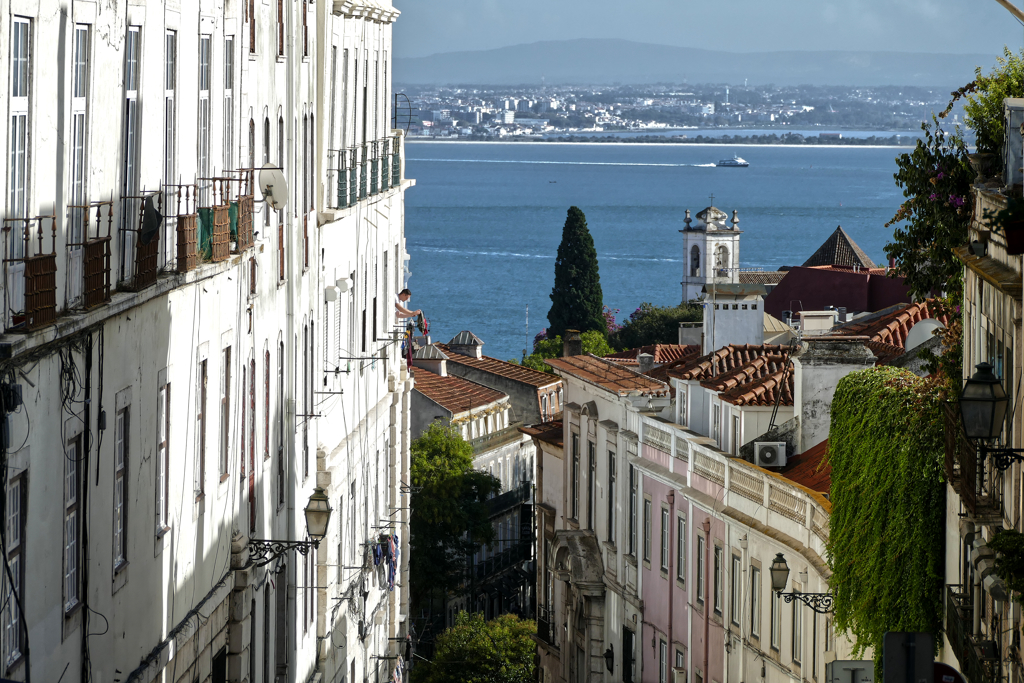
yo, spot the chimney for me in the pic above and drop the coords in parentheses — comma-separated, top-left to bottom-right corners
(563, 330, 583, 357)
(792, 337, 875, 452)
(678, 322, 701, 346)
(637, 353, 655, 375)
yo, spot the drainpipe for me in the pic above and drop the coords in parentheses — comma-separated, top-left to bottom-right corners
(668, 491, 675, 670)
(703, 518, 711, 683)
(738, 533, 748, 683)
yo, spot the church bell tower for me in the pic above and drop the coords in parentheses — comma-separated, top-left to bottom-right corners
(680, 203, 742, 303)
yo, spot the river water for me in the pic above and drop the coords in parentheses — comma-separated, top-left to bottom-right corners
(404, 141, 912, 361)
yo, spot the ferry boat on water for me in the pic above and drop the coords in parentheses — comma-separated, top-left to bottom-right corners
(716, 156, 749, 167)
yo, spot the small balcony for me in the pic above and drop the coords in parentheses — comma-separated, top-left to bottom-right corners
(943, 403, 1001, 521)
(536, 605, 557, 647)
(199, 178, 233, 263)
(947, 584, 1001, 683)
(469, 421, 525, 456)
(328, 135, 403, 211)
(166, 184, 199, 274)
(486, 481, 532, 516)
(234, 170, 255, 253)
(473, 541, 529, 582)
(68, 200, 113, 309)
(119, 190, 162, 292)
(2, 213, 57, 331)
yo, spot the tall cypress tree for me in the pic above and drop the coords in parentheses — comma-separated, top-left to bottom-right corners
(547, 206, 605, 339)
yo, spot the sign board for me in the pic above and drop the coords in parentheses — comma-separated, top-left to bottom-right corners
(882, 631, 934, 683)
(826, 660, 875, 683)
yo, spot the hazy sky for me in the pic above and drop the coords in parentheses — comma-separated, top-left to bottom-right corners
(392, 0, 1023, 59)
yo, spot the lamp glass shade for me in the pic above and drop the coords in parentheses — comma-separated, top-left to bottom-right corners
(304, 486, 332, 542)
(959, 362, 1009, 440)
(769, 553, 790, 592)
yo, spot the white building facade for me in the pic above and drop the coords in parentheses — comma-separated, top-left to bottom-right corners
(0, 1, 412, 682)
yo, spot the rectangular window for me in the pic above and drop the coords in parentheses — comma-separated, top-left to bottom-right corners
(221, 347, 232, 477)
(240, 364, 247, 487)
(676, 513, 686, 583)
(629, 465, 637, 556)
(277, 0, 284, 57)
(643, 499, 652, 563)
(732, 415, 740, 456)
(771, 590, 781, 650)
(696, 535, 705, 603)
(196, 359, 207, 498)
(302, 0, 309, 57)
(223, 36, 234, 172)
(248, 0, 256, 54)
(714, 545, 723, 615)
(157, 383, 170, 529)
(587, 441, 595, 529)
(163, 31, 177, 268)
(113, 408, 129, 569)
(731, 555, 741, 625)
(277, 342, 285, 507)
(751, 566, 761, 638)
(713, 403, 721, 447)
(607, 451, 615, 542)
(65, 435, 81, 611)
(658, 639, 668, 683)
(812, 611, 817, 679)
(3, 476, 24, 666)
(69, 25, 90, 246)
(660, 507, 669, 572)
(123, 25, 141, 207)
(264, 350, 270, 461)
(198, 35, 211, 205)
(9, 18, 31, 228)
(792, 594, 803, 663)
(571, 433, 579, 520)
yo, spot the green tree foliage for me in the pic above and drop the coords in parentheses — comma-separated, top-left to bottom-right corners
(410, 423, 501, 602)
(827, 367, 945, 672)
(609, 302, 703, 350)
(884, 117, 972, 300)
(547, 207, 605, 338)
(509, 330, 615, 373)
(963, 47, 1024, 155)
(413, 612, 536, 683)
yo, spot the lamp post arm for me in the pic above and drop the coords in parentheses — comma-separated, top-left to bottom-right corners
(247, 538, 319, 568)
(777, 591, 835, 614)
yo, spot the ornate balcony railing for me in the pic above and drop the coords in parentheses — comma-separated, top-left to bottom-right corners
(67, 200, 113, 309)
(329, 135, 403, 210)
(944, 403, 1001, 519)
(473, 541, 529, 582)
(200, 178, 233, 263)
(167, 184, 199, 274)
(391, 135, 402, 187)
(120, 190, 162, 292)
(2, 213, 57, 331)
(234, 170, 255, 253)
(947, 585, 1001, 683)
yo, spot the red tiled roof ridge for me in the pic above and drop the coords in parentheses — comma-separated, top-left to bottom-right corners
(545, 353, 669, 396)
(831, 300, 947, 350)
(411, 367, 508, 413)
(668, 343, 790, 381)
(700, 353, 790, 392)
(435, 343, 561, 388)
(605, 344, 699, 365)
(719, 367, 794, 406)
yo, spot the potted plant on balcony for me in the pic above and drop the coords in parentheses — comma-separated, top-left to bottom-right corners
(985, 197, 1024, 255)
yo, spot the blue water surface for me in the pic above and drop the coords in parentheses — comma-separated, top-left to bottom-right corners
(404, 141, 911, 362)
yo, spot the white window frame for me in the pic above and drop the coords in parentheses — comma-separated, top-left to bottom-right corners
(607, 450, 615, 543)
(792, 590, 803, 663)
(731, 554, 741, 625)
(660, 506, 669, 572)
(676, 513, 686, 583)
(8, 17, 31, 230)
(122, 26, 141, 275)
(659, 639, 668, 683)
(771, 589, 781, 650)
(156, 381, 170, 532)
(162, 30, 177, 269)
(223, 36, 234, 173)
(696, 535, 705, 603)
(3, 475, 24, 667)
(196, 357, 207, 499)
(713, 544, 723, 615)
(643, 498, 652, 563)
(751, 566, 761, 638)
(198, 34, 212, 205)
(69, 24, 90, 245)
(64, 435, 81, 612)
(221, 346, 232, 477)
(113, 406, 129, 570)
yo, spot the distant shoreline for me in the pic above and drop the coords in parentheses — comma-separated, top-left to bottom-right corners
(406, 137, 918, 149)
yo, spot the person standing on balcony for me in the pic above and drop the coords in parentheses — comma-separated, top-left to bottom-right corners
(395, 289, 421, 321)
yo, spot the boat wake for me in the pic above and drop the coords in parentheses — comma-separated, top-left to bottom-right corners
(409, 158, 718, 169)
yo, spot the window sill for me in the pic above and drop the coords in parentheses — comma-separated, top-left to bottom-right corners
(676, 578, 685, 590)
(155, 525, 171, 539)
(113, 559, 128, 576)
(220, 472, 231, 483)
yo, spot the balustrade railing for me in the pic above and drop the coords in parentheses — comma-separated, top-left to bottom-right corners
(199, 177, 234, 262)
(120, 190, 162, 292)
(328, 136, 403, 211)
(167, 184, 199, 274)
(67, 200, 113, 309)
(2, 213, 57, 330)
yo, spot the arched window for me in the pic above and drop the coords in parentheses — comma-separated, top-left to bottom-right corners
(715, 245, 730, 271)
(691, 245, 701, 277)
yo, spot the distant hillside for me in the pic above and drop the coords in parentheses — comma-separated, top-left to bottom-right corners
(394, 39, 990, 87)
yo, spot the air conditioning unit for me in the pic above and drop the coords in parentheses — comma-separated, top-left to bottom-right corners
(754, 442, 787, 468)
(673, 669, 687, 683)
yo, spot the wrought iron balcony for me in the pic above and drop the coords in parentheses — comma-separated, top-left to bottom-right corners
(486, 481, 532, 516)
(166, 184, 199, 274)
(2, 213, 57, 331)
(120, 190, 161, 292)
(947, 585, 1001, 683)
(67, 199, 113, 309)
(536, 605, 557, 647)
(943, 403, 1001, 520)
(199, 178, 233, 263)
(473, 541, 529, 582)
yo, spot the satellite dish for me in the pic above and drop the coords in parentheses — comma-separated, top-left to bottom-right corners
(259, 164, 288, 211)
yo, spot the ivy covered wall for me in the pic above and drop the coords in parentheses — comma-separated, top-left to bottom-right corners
(827, 366, 945, 667)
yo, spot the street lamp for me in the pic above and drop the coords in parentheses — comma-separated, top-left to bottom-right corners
(958, 362, 1023, 471)
(770, 553, 835, 614)
(604, 645, 614, 672)
(248, 487, 333, 568)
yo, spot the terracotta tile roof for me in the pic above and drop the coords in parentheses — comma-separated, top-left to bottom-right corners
(780, 439, 831, 494)
(831, 300, 946, 351)
(545, 355, 670, 396)
(802, 226, 876, 269)
(411, 368, 508, 414)
(738, 270, 788, 285)
(436, 344, 561, 388)
(605, 344, 700, 365)
(520, 420, 564, 448)
(719, 367, 794, 406)
(701, 353, 790, 392)
(666, 344, 791, 382)
(809, 265, 888, 276)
